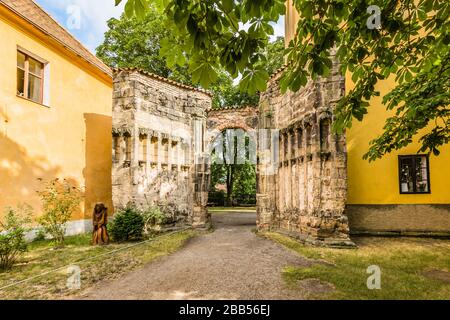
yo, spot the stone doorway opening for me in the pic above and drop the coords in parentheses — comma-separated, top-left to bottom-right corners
(206, 127, 258, 228)
(205, 106, 260, 228)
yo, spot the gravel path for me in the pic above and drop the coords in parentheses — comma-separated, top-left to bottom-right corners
(79, 211, 312, 300)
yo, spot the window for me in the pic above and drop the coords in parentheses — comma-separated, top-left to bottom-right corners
(297, 128, 303, 150)
(150, 137, 159, 163)
(184, 143, 190, 165)
(305, 124, 312, 153)
(162, 138, 169, 164)
(399, 155, 430, 194)
(290, 131, 295, 158)
(171, 141, 178, 165)
(124, 133, 132, 162)
(17, 50, 45, 104)
(320, 119, 330, 151)
(283, 133, 288, 158)
(139, 135, 147, 162)
(112, 135, 120, 162)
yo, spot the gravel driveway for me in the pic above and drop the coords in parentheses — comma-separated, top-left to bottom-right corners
(78, 210, 312, 300)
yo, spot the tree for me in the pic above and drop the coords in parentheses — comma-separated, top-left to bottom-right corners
(210, 130, 256, 206)
(37, 179, 83, 248)
(97, 5, 268, 108)
(96, 8, 192, 84)
(115, 0, 450, 161)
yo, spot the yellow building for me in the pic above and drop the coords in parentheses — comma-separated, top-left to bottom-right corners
(285, 2, 450, 235)
(0, 0, 113, 234)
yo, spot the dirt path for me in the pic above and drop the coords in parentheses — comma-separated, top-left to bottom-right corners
(78, 211, 312, 300)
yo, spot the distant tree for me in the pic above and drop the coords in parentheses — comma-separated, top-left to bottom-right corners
(256, 36, 285, 76)
(210, 130, 256, 206)
(96, 8, 191, 84)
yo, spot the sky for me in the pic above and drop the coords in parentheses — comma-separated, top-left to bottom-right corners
(35, 0, 285, 54)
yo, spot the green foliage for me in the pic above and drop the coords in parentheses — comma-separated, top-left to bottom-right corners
(141, 205, 167, 235)
(116, 0, 450, 160)
(37, 179, 83, 248)
(233, 161, 257, 198)
(97, 5, 284, 109)
(33, 228, 46, 242)
(108, 206, 145, 242)
(210, 130, 256, 206)
(208, 190, 226, 206)
(0, 205, 32, 271)
(96, 7, 184, 81)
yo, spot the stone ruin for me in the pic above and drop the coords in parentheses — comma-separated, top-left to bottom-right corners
(112, 68, 211, 229)
(257, 56, 355, 247)
(111, 62, 354, 246)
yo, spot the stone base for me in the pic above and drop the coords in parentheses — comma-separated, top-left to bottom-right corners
(272, 228, 356, 248)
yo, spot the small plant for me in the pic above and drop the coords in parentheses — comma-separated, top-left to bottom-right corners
(0, 204, 32, 271)
(33, 228, 46, 242)
(108, 206, 144, 242)
(141, 206, 167, 235)
(37, 179, 83, 248)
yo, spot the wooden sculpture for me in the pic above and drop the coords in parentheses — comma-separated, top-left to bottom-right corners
(92, 203, 109, 245)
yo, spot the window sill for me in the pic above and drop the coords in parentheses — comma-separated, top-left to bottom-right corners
(399, 191, 431, 195)
(16, 95, 49, 108)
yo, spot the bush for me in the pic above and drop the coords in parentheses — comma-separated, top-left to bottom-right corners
(33, 228, 46, 242)
(141, 206, 167, 235)
(108, 207, 144, 242)
(37, 179, 83, 248)
(0, 204, 32, 271)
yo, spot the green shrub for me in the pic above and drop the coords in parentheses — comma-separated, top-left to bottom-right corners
(33, 228, 46, 242)
(37, 179, 83, 248)
(141, 206, 167, 235)
(109, 206, 144, 242)
(0, 204, 32, 272)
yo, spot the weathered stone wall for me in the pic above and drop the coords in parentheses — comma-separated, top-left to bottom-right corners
(257, 58, 354, 247)
(112, 69, 212, 228)
(207, 106, 259, 133)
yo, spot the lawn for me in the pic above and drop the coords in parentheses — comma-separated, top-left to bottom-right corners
(0, 230, 198, 300)
(263, 232, 450, 300)
(208, 206, 256, 213)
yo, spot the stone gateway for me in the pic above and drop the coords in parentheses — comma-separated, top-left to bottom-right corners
(111, 66, 355, 246)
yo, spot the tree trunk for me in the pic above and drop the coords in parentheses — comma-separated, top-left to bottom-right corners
(225, 165, 233, 207)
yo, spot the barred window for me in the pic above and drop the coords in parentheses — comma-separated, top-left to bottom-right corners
(399, 155, 430, 194)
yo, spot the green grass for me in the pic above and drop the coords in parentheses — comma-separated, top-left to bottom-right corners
(208, 206, 256, 213)
(0, 230, 197, 300)
(263, 232, 450, 300)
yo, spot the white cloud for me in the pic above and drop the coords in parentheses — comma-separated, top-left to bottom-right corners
(37, 0, 125, 52)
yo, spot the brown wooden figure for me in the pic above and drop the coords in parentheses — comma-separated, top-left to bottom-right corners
(92, 203, 109, 245)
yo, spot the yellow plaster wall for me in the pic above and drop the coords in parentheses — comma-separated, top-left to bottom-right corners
(284, 2, 450, 206)
(345, 75, 450, 204)
(0, 11, 113, 221)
